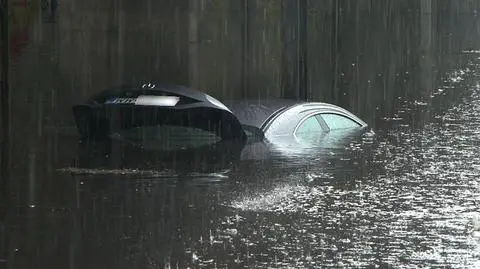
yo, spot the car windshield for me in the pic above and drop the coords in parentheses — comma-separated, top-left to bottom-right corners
(112, 125, 222, 151)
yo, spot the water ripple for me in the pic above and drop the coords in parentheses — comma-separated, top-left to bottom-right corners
(183, 57, 480, 268)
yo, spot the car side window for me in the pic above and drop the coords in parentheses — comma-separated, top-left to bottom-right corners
(295, 115, 324, 139)
(320, 113, 361, 130)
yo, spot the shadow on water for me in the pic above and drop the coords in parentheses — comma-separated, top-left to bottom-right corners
(5, 1, 480, 268)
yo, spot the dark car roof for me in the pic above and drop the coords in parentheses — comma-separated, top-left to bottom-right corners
(88, 83, 226, 108)
(74, 83, 247, 141)
(222, 99, 304, 128)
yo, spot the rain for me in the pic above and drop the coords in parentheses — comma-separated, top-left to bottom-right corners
(2, 0, 480, 268)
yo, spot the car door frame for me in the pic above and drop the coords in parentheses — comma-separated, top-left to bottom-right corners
(316, 111, 365, 130)
(293, 110, 365, 141)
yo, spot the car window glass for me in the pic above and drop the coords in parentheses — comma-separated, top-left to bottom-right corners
(295, 115, 323, 140)
(320, 113, 361, 130)
(113, 125, 221, 151)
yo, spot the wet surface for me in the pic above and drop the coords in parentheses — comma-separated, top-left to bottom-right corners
(7, 58, 480, 267)
(4, 2, 480, 269)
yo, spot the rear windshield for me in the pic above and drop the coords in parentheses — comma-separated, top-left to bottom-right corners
(112, 125, 222, 151)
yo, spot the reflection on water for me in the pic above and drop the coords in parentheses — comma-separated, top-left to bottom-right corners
(7, 56, 480, 266)
(5, 2, 480, 269)
(23, 51, 478, 269)
(204, 55, 480, 268)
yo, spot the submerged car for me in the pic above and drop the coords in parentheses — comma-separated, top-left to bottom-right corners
(72, 84, 369, 170)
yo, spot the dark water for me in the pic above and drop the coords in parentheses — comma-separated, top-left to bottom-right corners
(4, 1, 480, 269)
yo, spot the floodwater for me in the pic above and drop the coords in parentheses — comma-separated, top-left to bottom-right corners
(4, 1, 480, 269)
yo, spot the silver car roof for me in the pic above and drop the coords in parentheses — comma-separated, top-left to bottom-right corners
(223, 99, 367, 129)
(222, 99, 305, 128)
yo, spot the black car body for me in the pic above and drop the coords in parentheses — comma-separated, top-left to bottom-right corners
(72, 84, 369, 171)
(73, 83, 247, 142)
